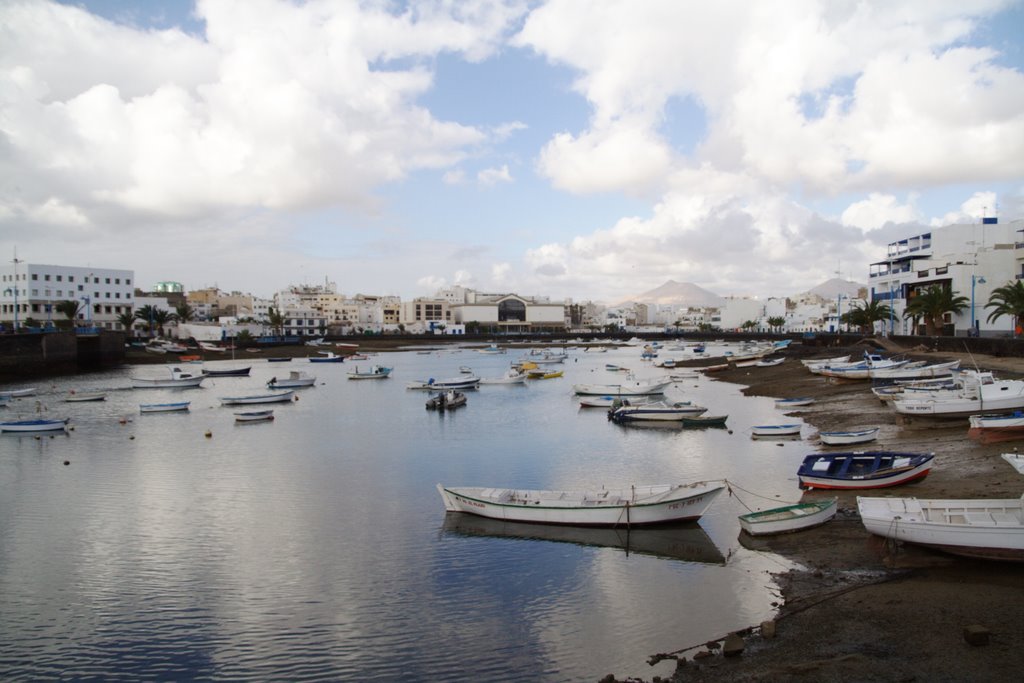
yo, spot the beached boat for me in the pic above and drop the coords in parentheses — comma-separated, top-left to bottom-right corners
(857, 496, 1024, 562)
(756, 357, 785, 367)
(775, 397, 815, 408)
(751, 424, 802, 437)
(406, 376, 480, 390)
(1002, 452, 1024, 475)
(199, 342, 227, 353)
(818, 427, 880, 446)
(739, 498, 838, 536)
(0, 418, 70, 433)
(967, 412, 1024, 444)
(348, 365, 392, 380)
(139, 401, 190, 413)
(425, 390, 467, 411)
(309, 351, 345, 363)
(892, 373, 1024, 418)
(267, 371, 316, 388)
(868, 359, 960, 381)
(680, 414, 728, 428)
(797, 451, 934, 490)
(65, 391, 107, 402)
(479, 369, 527, 385)
(437, 481, 726, 527)
(572, 377, 673, 396)
(202, 366, 252, 377)
(130, 367, 205, 389)
(608, 401, 708, 423)
(234, 410, 274, 422)
(801, 354, 850, 369)
(0, 387, 38, 399)
(219, 390, 295, 406)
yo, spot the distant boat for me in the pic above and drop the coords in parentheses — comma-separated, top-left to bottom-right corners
(0, 418, 70, 433)
(680, 414, 728, 428)
(219, 390, 295, 406)
(479, 369, 527, 385)
(527, 370, 563, 380)
(130, 367, 205, 389)
(751, 424, 801, 437)
(266, 357, 292, 363)
(437, 481, 725, 527)
(739, 498, 838, 536)
(572, 378, 672, 396)
(348, 365, 392, 380)
(268, 371, 317, 389)
(579, 395, 657, 408)
(798, 452, 934, 490)
(0, 388, 37, 399)
(407, 376, 480, 390)
(818, 427, 880, 446)
(234, 410, 274, 423)
(65, 391, 107, 402)
(140, 401, 190, 413)
(775, 397, 815, 408)
(309, 352, 345, 363)
(203, 366, 251, 377)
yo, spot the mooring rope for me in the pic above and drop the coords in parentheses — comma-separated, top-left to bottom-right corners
(725, 478, 802, 513)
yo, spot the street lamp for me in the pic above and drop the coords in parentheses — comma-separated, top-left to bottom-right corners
(971, 275, 986, 336)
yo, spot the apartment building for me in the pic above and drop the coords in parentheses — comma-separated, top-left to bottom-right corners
(0, 262, 135, 331)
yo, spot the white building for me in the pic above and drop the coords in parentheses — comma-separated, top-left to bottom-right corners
(0, 262, 135, 331)
(869, 218, 1023, 336)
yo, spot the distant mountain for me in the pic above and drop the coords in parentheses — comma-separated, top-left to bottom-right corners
(621, 280, 726, 307)
(804, 278, 866, 300)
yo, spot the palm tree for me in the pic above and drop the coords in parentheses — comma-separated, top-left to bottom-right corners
(151, 309, 173, 338)
(54, 299, 83, 329)
(741, 320, 758, 331)
(267, 307, 286, 336)
(843, 301, 892, 334)
(175, 303, 196, 323)
(116, 311, 137, 335)
(134, 305, 158, 337)
(766, 316, 786, 332)
(902, 285, 969, 336)
(984, 280, 1024, 337)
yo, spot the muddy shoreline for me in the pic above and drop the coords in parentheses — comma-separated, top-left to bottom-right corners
(618, 343, 1024, 682)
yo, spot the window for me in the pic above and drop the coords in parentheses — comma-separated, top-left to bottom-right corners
(115, 278, 120, 284)
(44, 274, 51, 281)
(105, 278, 110, 284)
(126, 279, 131, 285)
(78, 285, 83, 292)
(56, 275, 62, 281)
(68, 276, 74, 282)
(32, 274, 38, 280)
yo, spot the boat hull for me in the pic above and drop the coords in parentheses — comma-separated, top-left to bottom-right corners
(437, 482, 725, 527)
(819, 428, 880, 446)
(140, 402, 190, 413)
(234, 410, 274, 422)
(572, 380, 672, 396)
(751, 424, 801, 437)
(219, 390, 294, 405)
(0, 419, 69, 433)
(739, 498, 838, 536)
(798, 452, 933, 490)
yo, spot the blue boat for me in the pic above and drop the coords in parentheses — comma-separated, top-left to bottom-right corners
(0, 418, 70, 433)
(798, 451, 934, 490)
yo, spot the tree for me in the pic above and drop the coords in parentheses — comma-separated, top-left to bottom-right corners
(984, 280, 1024, 336)
(766, 316, 786, 332)
(175, 303, 196, 323)
(267, 307, 286, 336)
(134, 305, 158, 337)
(151, 309, 173, 337)
(741, 320, 758, 331)
(234, 329, 254, 346)
(117, 311, 137, 335)
(54, 299, 83, 329)
(843, 300, 892, 335)
(902, 285, 969, 336)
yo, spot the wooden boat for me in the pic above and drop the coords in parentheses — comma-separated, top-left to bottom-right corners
(65, 391, 107, 402)
(425, 390, 467, 411)
(219, 390, 295, 406)
(775, 397, 814, 408)
(1002, 453, 1024, 475)
(755, 357, 785, 367)
(739, 498, 838, 536)
(967, 412, 1024, 444)
(437, 481, 725, 527)
(699, 363, 729, 373)
(203, 366, 252, 377)
(801, 354, 849, 368)
(0, 387, 38, 399)
(479, 370, 527, 385)
(266, 357, 292, 363)
(234, 410, 274, 422)
(347, 365, 392, 380)
(868, 359, 960, 381)
(267, 371, 316, 388)
(608, 401, 708, 423)
(406, 376, 480, 390)
(527, 370, 563, 380)
(130, 367, 205, 388)
(572, 378, 672, 396)
(442, 514, 726, 565)
(798, 451, 934, 490)
(199, 342, 227, 352)
(818, 427, 880, 446)
(139, 401, 190, 413)
(0, 418, 70, 433)
(751, 423, 802, 437)
(349, 354, 370, 361)
(858, 496, 1024, 562)
(680, 414, 728, 428)
(309, 351, 345, 363)
(893, 374, 1024, 417)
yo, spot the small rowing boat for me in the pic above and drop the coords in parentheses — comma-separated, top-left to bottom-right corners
(739, 498, 838, 536)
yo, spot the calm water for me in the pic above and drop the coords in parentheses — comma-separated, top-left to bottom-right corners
(0, 344, 809, 681)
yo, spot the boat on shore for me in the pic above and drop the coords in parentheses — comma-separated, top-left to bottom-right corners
(858, 496, 1024, 562)
(739, 498, 838, 536)
(0, 418, 70, 433)
(130, 368, 205, 389)
(967, 412, 1024, 444)
(868, 359, 960, 381)
(139, 401, 190, 413)
(751, 423, 802, 437)
(437, 481, 725, 527)
(0, 388, 38, 399)
(798, 451, 934, 490)
(818, 427, 880, 446)
(775, 397, 815, 408)
(219, 390, 295, 406)
(892, 372, 1024, 418)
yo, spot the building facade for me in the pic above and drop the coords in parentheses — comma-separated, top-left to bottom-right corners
(1, 262, 135, 331)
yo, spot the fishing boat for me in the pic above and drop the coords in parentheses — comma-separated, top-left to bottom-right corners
(477, 344, 506, 355)
(65, 391, 107, 402)
(868, 359, 960, 381)
(234, 410, 274, 422)
(219, 390, 295, 406)
(756, 357, 785, 367)
(572, 377, 673, 396)
(608, 401, 708, 423)
(579, 395, 657, 408)
(266, 357, 292, 363)
(739, 498, 838, 536)
(797, 451, 934, 490)
(425, 390, 467, 411)
(437, 481, 726, 527)
(751, 424, 802, 437)
(967, 412, 1024, 444)
(818, 427, 880, 446)
(680, 414, 728, 428)
(0, 418, 70, 433)
(130, 367, 205, 389)
(527, 369, 563, 380)
(1002, 452, 1024, 475)
(309, 351, 345, 363)
(857, 496, 1024, 562)
(892, 373, 1024, 418)
(0, 387, 38, 399)
(202, 366, 252, 377)
(348, 365, 392, 380)
(139, 401, 190, 413)
(775, 397, 815, 408)
(267, 371, 316, 388)
(801, 354, 850, 369)
(406, 376, 480, 390)
(479, 369, 527, 385)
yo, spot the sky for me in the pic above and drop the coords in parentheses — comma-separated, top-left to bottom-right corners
(1, 0, 1023, 303)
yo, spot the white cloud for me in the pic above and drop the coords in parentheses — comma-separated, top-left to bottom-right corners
(477, 164, 513, 185)
(841, 193, 921, 230)
(416, 275, 447, 291)
(442, 169, 466, 185)
(930, 191, 999, 226)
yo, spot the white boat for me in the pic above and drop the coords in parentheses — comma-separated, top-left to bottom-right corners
(309, 351, 345, 363)
(775, 397, 814, 408)
(130, 367, 205, 388)
(572, 377, 673, 396)
(479, 369, 527, 385)
(348, 365, 392, 380)
(756, 357, 785, 367)
(267, 371, 317, 388)
(968, 412, 1024, 444)
(219, 390, 295, 405)
(199, 342, 227, 352)
(801, 355, 850, 369)
(65, 392, 107, 402)
(1001, 452, 1024, 475)
(579, 395, 657, 408)
(739, 498, 838, 536)
(437, 481, 726, 527)
(798, 452, 933, 490)
(608, 401, 708, 423)
(868, 359, 960, 381)
(858, 496, 1024, 562)
(0, 388, 37, 399)
(751, 423, 802, 437)
(425, 390, 467, 411)
(818, 427, 880, 446)
(0, 418, 70, 433)
(893, 373, 1024, 418)
(815, 357, 910, 379)
(234, 410, 274, 422)
(139, 401, 190, 413)
(406, 376, 481, 390)
(477, 344, 506, 355)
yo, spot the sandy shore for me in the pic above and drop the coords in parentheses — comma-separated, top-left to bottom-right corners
(613, 342, 1024, 682)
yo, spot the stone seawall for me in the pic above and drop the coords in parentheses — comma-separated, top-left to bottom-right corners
(0, 331, 125, 380)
